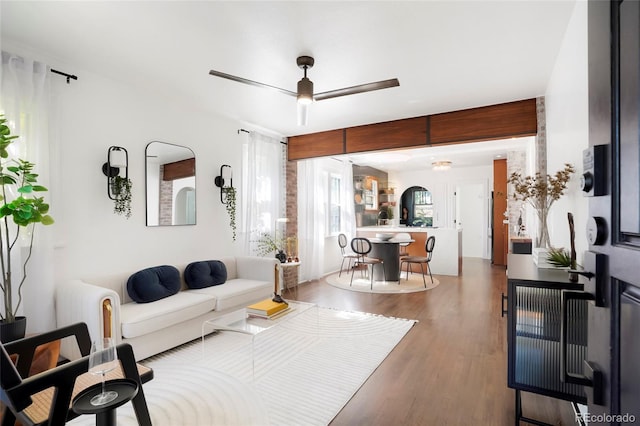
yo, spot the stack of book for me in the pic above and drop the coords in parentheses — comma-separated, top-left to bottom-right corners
(246, 298, 290, 319)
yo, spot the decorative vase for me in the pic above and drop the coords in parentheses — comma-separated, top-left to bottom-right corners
(0, 316, 27, 343)
(536, 209, 551, 249)
(275, 250, 287, 263)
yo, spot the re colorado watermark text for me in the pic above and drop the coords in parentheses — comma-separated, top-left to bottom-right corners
(576, 413, 636, 424)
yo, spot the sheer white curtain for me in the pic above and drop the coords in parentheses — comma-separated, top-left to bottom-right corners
(297, 157, 356, 282)
(340, 159, 356, 241)
(240, 131, 283, 255)
(0, 51, 55, 333)
(297, 159, 326, 281)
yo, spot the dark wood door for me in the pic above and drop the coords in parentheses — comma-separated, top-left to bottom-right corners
(581, 1, 640, 422)
(492, 159, 507, 266)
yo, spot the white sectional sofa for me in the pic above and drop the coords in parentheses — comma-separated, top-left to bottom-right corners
(55, 256, 279, 360)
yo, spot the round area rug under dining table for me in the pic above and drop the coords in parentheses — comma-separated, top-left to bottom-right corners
(325, 269, 440, 294)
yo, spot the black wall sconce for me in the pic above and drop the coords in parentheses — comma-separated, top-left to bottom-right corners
(214, 164, 233, 203)
(102, 146, 129, 200)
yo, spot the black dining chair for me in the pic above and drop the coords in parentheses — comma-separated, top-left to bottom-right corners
(400, 236, 435, 288)
(338, 233, 359, 277)
(350, 237, 385, 289)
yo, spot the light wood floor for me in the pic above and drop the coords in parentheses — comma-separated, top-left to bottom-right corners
(283, 257, 578, 426)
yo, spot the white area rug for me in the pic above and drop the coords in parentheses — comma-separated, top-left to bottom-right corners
(69, 305, 416, 426)
(326, 270, 440, 293)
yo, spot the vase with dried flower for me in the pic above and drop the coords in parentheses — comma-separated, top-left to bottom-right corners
(508, 163, 575, 249)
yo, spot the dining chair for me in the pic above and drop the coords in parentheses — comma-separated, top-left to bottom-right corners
(399, 236, 435, 288)
(350, 237, 385, 289)
(338, 233, 360, 277)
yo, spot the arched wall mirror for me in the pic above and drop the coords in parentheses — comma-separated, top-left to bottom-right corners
(400, 186, 433, 227)
(145, 141, 196, 226)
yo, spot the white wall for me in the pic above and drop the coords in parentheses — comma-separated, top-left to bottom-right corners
(1, 41, 265, 332)
(51, 70, 253, 283)
(389, 164, 493, 259)
(544, 0, 588, 262)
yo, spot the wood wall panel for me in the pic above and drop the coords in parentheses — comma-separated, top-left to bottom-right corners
(286, 98, 537, 161)
(492, 159, 508, 266)
(162, 158, 195, 181)
(406, 232, 428, 256)
(429, 99, 537, 145)
(346, 117, 427, 153)
(287, 129, 344, 160)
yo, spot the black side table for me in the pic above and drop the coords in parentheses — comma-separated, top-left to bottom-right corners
(72, 379, 139, 426)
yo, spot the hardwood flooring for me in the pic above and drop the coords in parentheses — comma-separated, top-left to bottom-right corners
(283, 258, 578, 426)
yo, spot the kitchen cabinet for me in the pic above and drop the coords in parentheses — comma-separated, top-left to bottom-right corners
(356, 227, 460, 276)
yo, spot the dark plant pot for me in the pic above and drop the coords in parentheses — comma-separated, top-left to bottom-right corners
(275, 250, 287, 263)
(0, 316, 27, 343)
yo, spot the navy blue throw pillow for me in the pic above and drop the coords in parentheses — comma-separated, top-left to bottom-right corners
(184, 260, 227, 289)
(127, 265, 181, 303)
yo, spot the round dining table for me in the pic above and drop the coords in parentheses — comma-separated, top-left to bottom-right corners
(368, 237, 414, 281)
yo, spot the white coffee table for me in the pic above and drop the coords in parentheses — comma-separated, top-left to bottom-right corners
(201, 300, 315, 379)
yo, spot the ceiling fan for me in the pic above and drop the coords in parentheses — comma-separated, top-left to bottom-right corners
(209, 56, 400, 125)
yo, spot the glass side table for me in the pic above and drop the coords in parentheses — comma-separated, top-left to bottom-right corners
(278, 261, 301, 297)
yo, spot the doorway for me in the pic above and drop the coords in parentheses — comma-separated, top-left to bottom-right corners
(456, 182, 488, 258)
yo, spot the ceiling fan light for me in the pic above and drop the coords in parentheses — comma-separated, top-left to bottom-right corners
(432, 160, 452, 171)
(297, 77, 314, 105)
(297, 103, 309, 126)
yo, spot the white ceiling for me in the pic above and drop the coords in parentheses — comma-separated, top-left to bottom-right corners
(344, 136, 534, 172)
(1, 1, 575, 170)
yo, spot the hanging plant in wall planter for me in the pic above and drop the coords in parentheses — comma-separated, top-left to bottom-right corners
(0, 115, 55, 342)
(103, 146, 132, 219)
(112, 175, 132, 219)
(222, 186, 236, 240)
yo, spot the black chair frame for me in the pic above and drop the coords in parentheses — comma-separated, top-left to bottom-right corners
(400, 235, 435, 288)
(1, 323, 153, 426)
(350, 237, 385, 289)
(338, 234, 359, 277)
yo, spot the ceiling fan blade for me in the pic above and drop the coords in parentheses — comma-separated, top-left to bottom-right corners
(208, 70, 297, 97)
(314, 78, 400, 101)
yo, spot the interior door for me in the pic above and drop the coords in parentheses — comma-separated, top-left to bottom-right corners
(458, 183, 486, 258)
(580, 0, 640, 421)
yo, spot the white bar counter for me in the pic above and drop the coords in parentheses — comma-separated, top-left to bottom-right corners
(356, 226, 462, 276)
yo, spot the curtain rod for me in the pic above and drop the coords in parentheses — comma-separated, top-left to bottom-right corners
(238, 128, 287, 144)
(51, 68, 78, 84)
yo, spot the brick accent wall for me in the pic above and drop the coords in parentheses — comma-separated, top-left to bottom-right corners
(536, 97, 547, 177)
(159, 165, 173, 226)
(284, 149, 299, 287)
(507, 150, 527, 237)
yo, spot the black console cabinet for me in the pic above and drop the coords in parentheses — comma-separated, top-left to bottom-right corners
(506, 254, 588, 425)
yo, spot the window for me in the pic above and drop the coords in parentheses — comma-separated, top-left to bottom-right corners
(413, 189, 433, 226)
(328, 173, 341, 235)
(400, 186, 434, 227)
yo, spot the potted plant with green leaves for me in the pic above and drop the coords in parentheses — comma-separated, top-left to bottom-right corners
(546, 247, 572, 267)
(0, 115, 54, 342)
(252, 231, 286, 262)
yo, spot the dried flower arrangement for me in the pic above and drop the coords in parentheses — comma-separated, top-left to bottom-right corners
(508, 163, 575, 248)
